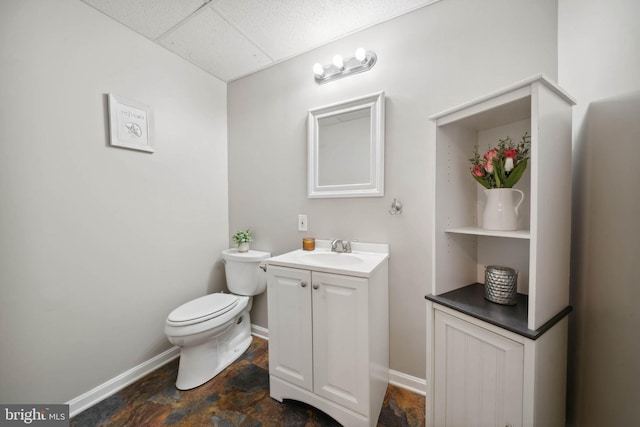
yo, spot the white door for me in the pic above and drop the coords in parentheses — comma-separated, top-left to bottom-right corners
(267, 266, 313, 391)
(311, 271, 369, 415)
(434, 310, 524, 427)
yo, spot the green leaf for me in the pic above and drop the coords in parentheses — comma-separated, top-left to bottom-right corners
(472, 174, 491, 189)
(504, 159, 528, 188)
(492, 158, 503, 188)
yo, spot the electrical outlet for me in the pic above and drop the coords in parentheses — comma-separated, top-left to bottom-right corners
(298, 214, 308, 231)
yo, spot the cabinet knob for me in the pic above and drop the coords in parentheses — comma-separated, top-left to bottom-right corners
(312, 283, 319, 290)
(301, 281, 307, 288)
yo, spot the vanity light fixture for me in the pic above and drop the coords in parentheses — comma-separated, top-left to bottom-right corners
(313, 48, 377, 84)
(332, 54, 344, 70)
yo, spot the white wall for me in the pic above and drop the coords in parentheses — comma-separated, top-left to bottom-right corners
(228, 0, 558, 379)
(0, 0, 228, 404)
(558, 0, 640, 425)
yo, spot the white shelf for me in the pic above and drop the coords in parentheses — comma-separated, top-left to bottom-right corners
(429, 73, 576, 125)
(431, 74, 575, 330)
(445, 226, 531, 240)
(427, 75, 575, 427)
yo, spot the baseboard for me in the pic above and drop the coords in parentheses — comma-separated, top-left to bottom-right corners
(388, 369, 426, 396)
(69, 325, 267, 417)
(67, 346, 180, 418)
(251, 324, 269, 340)
(69, 325, 425, 417)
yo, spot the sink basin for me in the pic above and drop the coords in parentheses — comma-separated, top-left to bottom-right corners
(266, 240, 389, 277)
(297, 251, 364, 266)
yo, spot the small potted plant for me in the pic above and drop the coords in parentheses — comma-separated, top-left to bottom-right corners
(469, 132, 531, 231)
(232, 228, 253, 253)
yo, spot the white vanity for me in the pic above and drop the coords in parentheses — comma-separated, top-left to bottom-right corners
(266, 240, 389, 427)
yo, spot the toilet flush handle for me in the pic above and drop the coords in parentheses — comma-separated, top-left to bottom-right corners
(259, 262, 267, 272)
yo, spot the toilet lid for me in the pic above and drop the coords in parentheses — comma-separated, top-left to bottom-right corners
(167, 293, 238, 326)
(222, 248, 271, 262)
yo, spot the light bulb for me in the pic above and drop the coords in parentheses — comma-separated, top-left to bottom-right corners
(313, 63, 324, 77)
(355, 47, 367, 62)
(332, 54, 344, 69)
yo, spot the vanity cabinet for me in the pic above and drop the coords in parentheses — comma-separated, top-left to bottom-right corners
(266, 251, 388, 427)
(266, 266, 313, 391)
(426, 75, 575, 427)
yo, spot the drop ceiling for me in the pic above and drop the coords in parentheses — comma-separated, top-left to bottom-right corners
(81, 0, 440, 82)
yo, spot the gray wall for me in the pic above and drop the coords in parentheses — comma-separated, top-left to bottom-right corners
(0, 0, 229, 403)
(558, 0, 640, 424)
(228, 0, 559, 379)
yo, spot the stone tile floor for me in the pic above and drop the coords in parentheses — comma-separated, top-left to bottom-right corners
(71, 337, 425, 426)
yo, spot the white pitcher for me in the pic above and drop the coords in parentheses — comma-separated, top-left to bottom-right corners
(482, 188, 524, 231)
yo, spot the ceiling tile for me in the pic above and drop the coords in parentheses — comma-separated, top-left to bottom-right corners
(210, 0, 437, 60)
(158, 7, 273, 82)
(81, 0, 208, 39)
(81, 0, 440, 82)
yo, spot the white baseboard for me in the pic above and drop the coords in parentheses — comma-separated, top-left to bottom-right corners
(69, 325, 267, 417)
(67, 346, 180, 418)
(251, 324, 269, 340)
(69, 324, 425, 417)
(389, 369, 426, 396)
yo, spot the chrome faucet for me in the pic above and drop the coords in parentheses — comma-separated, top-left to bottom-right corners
(331, 239, 352, 253)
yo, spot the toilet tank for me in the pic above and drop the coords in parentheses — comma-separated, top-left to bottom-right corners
(221, 249, 271, 296)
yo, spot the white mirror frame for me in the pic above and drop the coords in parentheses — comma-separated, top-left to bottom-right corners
(307, 91, 385, 198)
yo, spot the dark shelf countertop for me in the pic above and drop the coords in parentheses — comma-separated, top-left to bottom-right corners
(425, 283, 572, 340)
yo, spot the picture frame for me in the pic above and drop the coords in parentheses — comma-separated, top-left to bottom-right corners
(108, 93, 154, 153)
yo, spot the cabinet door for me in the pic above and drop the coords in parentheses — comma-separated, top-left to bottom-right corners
(312, 271, 368, 415)
(267, 266, 313, 391)
(434, 310, 524, 427)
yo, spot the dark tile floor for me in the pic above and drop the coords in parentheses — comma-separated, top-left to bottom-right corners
(71, 337, 425, 427)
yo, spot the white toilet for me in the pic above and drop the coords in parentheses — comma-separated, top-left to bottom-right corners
(164, 248, 270, 390)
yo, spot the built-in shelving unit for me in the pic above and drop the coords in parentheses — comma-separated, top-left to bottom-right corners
(430, 73, 575, 330)
(426, 74, 576, 427)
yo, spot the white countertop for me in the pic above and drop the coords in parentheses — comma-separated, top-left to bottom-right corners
(266, 240, 389, 278)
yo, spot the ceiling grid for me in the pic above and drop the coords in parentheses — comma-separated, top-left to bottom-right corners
(80, 0, 441, 82)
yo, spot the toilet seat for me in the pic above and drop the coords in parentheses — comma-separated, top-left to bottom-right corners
(167, 293, 238, 326)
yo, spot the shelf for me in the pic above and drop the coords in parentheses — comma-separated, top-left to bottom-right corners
(445, 226, 531, 239)
(432, 74, 574, 330)
(425, 283, 572, 340)
(435, 93, 531, 130)
(430, 73, 575, 128)
(427, 76, 575, 427)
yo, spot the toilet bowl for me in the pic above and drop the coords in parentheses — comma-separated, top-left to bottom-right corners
(165, 248, 270, 390)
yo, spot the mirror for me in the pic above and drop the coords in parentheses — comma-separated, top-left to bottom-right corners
(307, 91, 385, 198)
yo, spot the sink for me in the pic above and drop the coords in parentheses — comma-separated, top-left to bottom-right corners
(296, 251, 364, 266)
(266, 240, 389, 277)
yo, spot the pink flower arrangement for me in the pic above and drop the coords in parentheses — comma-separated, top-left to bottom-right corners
(469, 132, 530, 189)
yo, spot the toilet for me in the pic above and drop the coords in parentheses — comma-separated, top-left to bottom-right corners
(164, 248, 270, 390)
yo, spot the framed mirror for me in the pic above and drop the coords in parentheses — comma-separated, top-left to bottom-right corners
(307, 91, 385, 198)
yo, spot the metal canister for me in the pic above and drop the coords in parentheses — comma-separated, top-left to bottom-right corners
(484, 265, 518, 305)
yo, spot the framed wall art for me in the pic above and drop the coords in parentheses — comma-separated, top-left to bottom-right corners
(108, 93, 154, 153)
